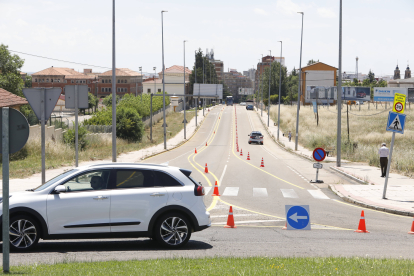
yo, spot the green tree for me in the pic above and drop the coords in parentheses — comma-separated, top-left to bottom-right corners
(189, 49, 218, 89)
(352, 78, 359, 86)
(258, 61, 288, 105)
(103, 94, 120, 106)
(307, 59, 319, 66)
(368, 70, 375, 83)
(0, 44, 25, 96)
(25, 76, 32, 88)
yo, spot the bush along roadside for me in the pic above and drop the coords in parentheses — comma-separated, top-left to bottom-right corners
(63, 125, 89, 150)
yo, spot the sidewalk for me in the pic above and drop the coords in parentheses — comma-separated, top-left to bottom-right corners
(2, 107, 213, 193)
(255, 105, 414, 216)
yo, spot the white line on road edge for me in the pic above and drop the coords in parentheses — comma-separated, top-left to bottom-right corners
(219, 164, 227, 185)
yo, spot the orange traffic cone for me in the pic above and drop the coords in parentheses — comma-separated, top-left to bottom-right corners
(355, 210, 369, 233)
(224, 206, 237, 228)
(282, 222, 287, 230)
(212, 181, 220, 196)
(240, 149, 243, 156)
(205, 163, 209, 173)
(195, 148, 197, 154)
(219, 117, 220, 119)
(214, 131, 215, 134)
(260, 157, 265, 167)
(408, 217, 414, 234)
(247, 152, 250, 160)
(206, 142, 208, 146)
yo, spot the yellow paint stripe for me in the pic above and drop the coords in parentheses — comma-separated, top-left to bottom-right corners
(231, 108, 304, 189)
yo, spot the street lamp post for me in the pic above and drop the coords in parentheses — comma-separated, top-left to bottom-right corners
(183, 40, 187, 139)
(111, 0, 116, 162)
(277, 41, 283, 140)
(268, 50, 271, 127)
(161, 10, 167, 150)
(337, 1, 342, 166)
(153, 67, 156, 93)
(139, 66, 142, 101)
(295, 12, 304, 151)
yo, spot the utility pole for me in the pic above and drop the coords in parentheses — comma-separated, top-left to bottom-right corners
(277, 41, 282, 140)
(139, 66, 143, 101)
(161, 10, 168, 149)
(268, 50, 271, 127)
(183, 40, 187, 139)
(195, 51, 198, 126)
(112, 0, 116, 162)
(337, 1, 343, 167)
(295, 12, 304, 151)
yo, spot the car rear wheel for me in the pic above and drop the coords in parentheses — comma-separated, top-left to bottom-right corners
(154, 213, 191, 249)
(9, 215, 40, 251)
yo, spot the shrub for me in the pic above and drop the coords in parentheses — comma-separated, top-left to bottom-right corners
(116, 107, 144, 142)
(63, 126, 89, 150)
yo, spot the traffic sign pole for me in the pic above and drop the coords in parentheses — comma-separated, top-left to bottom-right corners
(75, 85, 79, 167)
(382, 132, 395, 199)
(2, 107, 10, 272)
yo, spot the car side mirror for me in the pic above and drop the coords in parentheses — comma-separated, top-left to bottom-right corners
(54, 185, 66, 194)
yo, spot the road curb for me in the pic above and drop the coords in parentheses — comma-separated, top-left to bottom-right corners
(141, 107, 213, 161)
(329, 184, 414, 217)
(329, 166, 368, 185)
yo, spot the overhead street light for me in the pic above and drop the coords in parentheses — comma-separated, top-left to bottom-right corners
(337, 1, 342, 166)
(277, 41, 282, 141)
(295, 11, 304, 151)
(268, 50, 271, 127)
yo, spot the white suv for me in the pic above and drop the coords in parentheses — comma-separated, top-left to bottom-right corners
(0, 163, 210, 251)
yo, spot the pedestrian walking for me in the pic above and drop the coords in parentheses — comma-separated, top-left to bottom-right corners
(288, 131, 292, 142)
(378, 143, 389, 177)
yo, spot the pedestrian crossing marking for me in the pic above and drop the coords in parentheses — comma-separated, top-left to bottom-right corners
(222, 187, 239, 196)
(388, 114, 403, 131)
(281, 189, 299, 198)
(308, 189, 330, 199)
(253, 188, 268, 197)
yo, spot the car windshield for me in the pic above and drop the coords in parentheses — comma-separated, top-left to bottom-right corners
(252, 132, 262, 136)
(34, 169, 78, 191)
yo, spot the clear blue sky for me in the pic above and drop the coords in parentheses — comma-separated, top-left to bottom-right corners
(1, 0, 413, 77)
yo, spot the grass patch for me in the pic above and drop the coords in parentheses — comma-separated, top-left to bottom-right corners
(271, 104, 414, 177)
(0, 110, 196, 179)
(4, 257, 414, 275)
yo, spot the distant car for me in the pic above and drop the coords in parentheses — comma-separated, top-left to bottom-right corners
(240, 102, 247, 106)
(356, 101, 364, 105)
(248, 131, 263, 145)
(246, 105, 254, 110)
(0, 163, 211, 251)
(357, 92, 366, 98)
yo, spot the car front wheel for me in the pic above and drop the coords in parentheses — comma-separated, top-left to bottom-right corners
(154, 213, 191, 248)
(9, 215, 40, 251)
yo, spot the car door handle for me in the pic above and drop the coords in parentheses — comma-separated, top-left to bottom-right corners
(150, 193, 166, 197)
(93, 196, 109, 200)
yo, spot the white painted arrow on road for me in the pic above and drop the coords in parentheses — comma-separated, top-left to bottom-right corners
(289, 213, 308, 223)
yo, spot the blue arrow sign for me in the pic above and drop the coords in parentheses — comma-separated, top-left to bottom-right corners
(386, 111, 406, 134)
(285, 205, 311, 230)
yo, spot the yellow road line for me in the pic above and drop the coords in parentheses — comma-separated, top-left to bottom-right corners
(231, 107, 304, 189)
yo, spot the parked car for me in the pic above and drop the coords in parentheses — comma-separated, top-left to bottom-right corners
(0, 163, 210, 251)
(246, 105, 254, 110)
(356, 92, 366, 98)
(248, 131, 263, 145)
(356, 101, 364, 105)
(240, 102, 247, 106)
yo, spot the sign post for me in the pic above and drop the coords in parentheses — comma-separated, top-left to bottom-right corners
(65, 85, 89, 167)
(1, 108, 30, 272)
(23, 88, 61, 184)
(311, 147, 326, 183)
(383, 111, 406, 199)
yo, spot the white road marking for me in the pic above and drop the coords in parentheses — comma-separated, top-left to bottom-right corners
(219, 164, 228, 185)
(308, 189, 330, 199)
(222, 187, 239, 196)
(212, 219, 283, 225)
(281, 189, 299, 198)
(253, 188, 268, 197)
(204, 187, 212, 195)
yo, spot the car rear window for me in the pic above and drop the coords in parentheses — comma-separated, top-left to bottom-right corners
(154, 171, 182, 187)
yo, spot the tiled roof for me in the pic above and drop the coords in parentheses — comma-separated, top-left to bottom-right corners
(99, 68, 142, 77)
(160, 65, 192, 75)
(32, 67, 83, 76)
(143, 79, 163, 84)
(0, 88, 28, 108)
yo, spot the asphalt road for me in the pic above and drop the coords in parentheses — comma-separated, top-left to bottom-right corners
(7, 105, 414, 266)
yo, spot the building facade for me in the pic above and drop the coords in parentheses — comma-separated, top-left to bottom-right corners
(223, 69, 253, 101)
(255, 56, 284, 92)
(142, 65, 192, 96)
(31, 67, 143, 98)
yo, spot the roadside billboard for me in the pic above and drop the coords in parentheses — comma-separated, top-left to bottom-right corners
(238, 88, 253, 95)
(407, 88, 414, 103)
(373, 87, 407, 102)
(193, 84, 223, 99)
(306, 86, 336, 103)
(342, 87, 371, 101)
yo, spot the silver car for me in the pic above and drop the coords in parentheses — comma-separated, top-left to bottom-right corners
(248, 131, 263, 145)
